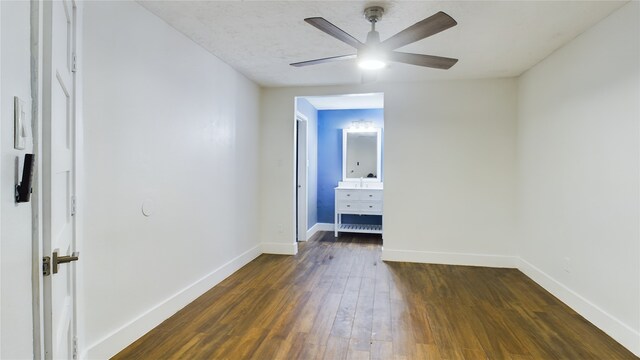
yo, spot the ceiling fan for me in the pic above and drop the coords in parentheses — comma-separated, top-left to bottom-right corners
(290, 6, 458, 71)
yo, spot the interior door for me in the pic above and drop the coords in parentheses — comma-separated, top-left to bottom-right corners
(296, 119, 308, 241)
(42, 0, 78, 358)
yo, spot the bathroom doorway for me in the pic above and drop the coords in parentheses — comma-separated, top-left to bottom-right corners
(294, 93, 384, 243)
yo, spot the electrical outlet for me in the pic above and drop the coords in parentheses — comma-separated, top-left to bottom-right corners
(563, 257, 571, 273)
(277, 224, 284, 234)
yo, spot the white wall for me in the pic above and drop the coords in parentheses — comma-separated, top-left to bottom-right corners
(517, 2, 639, 355)
(260, 79, 518, 265)
(0, 1, 35, 358)
(81, 1, 261, 358)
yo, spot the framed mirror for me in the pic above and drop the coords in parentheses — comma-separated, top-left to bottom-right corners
(342, 128, 382, 182)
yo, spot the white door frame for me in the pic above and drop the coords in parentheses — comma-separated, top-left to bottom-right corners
(32, 0, 82, 358)
(0, 3, 2, 354)
(30, 0, 45, 358)
(295, 112, 309, 241)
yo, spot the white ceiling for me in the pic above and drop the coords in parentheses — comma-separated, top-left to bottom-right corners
(303, 93, 384, 110)
(139, 1, 626, 88)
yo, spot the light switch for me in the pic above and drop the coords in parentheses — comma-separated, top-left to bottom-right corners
(14, 97, 30, 150)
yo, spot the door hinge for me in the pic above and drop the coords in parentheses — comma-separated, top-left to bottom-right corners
(73, 337, 78, 359)
(71, 195, 76, 216)
(43, 256, 51, 276)
(72, 53, 77, 73)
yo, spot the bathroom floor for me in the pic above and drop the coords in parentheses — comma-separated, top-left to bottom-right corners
(316, 231, 382, 245)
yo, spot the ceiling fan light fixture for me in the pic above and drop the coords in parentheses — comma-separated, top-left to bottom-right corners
(357, 57, 386, 70)
(357, 46, 386, 70)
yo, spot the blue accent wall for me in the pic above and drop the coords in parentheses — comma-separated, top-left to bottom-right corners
(317, 109, 384, 224)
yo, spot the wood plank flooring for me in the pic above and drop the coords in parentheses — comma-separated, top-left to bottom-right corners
(113, 232, 637, 359)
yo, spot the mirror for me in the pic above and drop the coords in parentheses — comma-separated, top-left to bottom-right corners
(343, 128, 381, 182)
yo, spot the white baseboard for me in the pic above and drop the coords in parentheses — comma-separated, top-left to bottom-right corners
(381, 248, 518, 268)
(518, 258, 640, 357)
(261, 242, 298, 255)
(306, 223, 333, 240)
(81, 245, 262, 360)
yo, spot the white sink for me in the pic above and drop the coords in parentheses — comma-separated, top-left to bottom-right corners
(337, 181, 383, 189)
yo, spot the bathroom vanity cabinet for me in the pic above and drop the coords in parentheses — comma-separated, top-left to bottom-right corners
(334, 186, 383, 237)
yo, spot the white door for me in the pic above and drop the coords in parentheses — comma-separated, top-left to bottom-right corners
(296, 118, 308, 241)
(42, 0, 78, 359)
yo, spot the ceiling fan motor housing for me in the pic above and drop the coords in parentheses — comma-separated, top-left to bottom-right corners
(364, 6, 384, 24)
(363, 6, 384, 47)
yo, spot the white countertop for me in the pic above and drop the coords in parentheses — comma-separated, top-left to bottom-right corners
(335, 182, 383, 190)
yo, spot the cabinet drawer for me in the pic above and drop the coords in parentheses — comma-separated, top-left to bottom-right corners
(359, 201, 382, 213)
(360, 191, 383, 201)
(336, 190, 359, 201)
(337, 201, 359, 212)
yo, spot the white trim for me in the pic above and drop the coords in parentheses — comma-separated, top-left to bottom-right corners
(30, 0, 45, 357)
(0, 2, 3, 357)
(294, 111, 308, 122)
(81, 245, 261, 360)
(305, 223, 334, 240)
(261, 242, 298, 255)
(518, 258, 640, 357)
(295, 111, 308, 242)
(74, 1, 86, 356)
(71, 3, 82, 359)
(381, 248, 518, 268)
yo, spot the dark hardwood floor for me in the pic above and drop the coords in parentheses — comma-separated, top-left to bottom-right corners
(113, 232, 637, 359)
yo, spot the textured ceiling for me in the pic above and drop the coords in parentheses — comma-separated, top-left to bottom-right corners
(138, 1, 626, 87)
